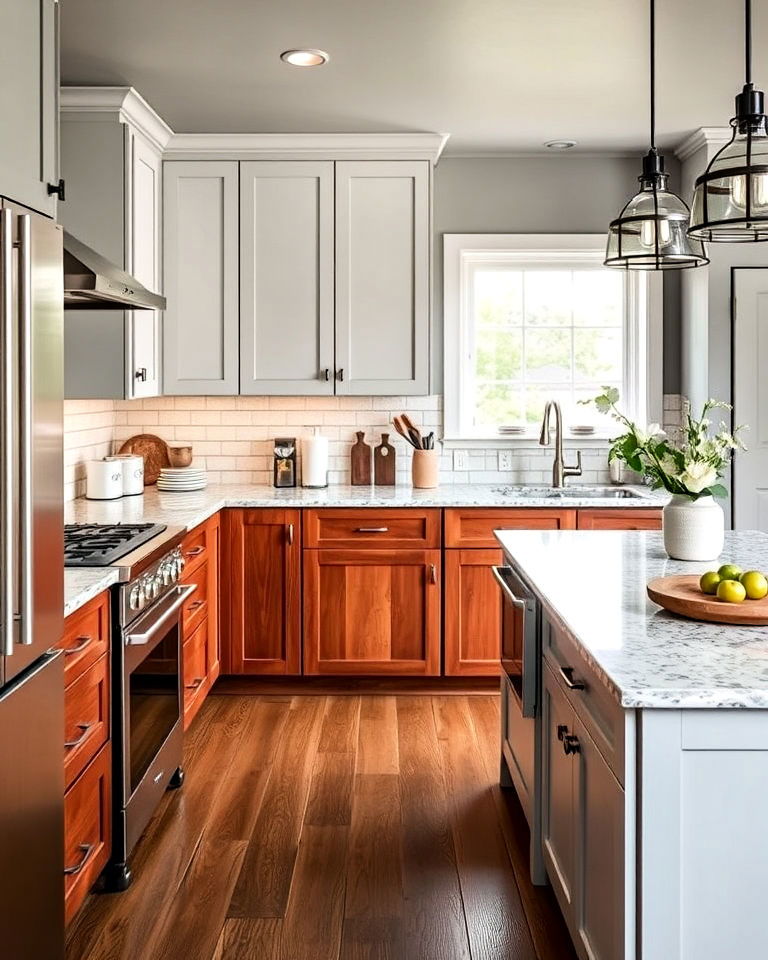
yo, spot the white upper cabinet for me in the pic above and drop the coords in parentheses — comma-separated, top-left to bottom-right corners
(0, 0, 60, 216)
(335, 161, 430, 396)
(239, 161, 334, 395)
(163, 161, 239, 395)
(60, 88, 169, 399)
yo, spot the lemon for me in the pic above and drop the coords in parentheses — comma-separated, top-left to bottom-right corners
(717, 563, 744, 582)
(740, 571, 768, 600)
(717, 579, 747, 603)
(699, 571, 722, 595)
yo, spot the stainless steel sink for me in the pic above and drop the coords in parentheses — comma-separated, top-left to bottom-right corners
(492, 486, 644, 500)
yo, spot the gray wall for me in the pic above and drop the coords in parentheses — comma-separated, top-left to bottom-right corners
(433, 154, 682, 392)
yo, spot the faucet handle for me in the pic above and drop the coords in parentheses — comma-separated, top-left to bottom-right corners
(564, 450, 582, 478)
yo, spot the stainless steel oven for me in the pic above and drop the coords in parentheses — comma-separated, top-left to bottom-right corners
(104, 546, 194, 891)
(492, 562, 545, 883)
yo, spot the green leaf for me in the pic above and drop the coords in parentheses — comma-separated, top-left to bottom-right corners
(707, 483, 729, 499)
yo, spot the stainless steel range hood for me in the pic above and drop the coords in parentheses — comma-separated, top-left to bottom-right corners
(63, 231, 166, 310)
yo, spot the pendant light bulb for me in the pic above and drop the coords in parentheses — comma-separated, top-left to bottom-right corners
(605, 0, 708, 269)
(688, 0, 768, 241)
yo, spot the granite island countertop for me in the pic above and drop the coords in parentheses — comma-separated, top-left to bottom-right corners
(63, 482, 665, 618)
(495, 529, 768, 710)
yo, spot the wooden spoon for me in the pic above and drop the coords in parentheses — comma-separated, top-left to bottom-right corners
(400, 413, 424, 449)
(392, 416, 419, 449)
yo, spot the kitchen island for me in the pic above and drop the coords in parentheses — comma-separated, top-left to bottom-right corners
(496, 529, 768, 960)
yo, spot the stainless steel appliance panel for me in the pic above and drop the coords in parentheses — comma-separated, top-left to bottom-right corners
(0, 651, 64, 960)
(1, 200, 63, 685)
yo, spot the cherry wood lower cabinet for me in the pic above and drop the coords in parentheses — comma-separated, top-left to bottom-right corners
(180, 512, 221, 728)
(444, 548, 503, 677)
(303, 548, 441, 675)
(577, 509, 662, 530)
(222, 508, 301, 675)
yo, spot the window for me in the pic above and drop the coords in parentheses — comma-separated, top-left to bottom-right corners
(443, 235, 663, 441)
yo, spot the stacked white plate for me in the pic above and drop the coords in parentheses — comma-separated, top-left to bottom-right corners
(156, 467, 208, 492)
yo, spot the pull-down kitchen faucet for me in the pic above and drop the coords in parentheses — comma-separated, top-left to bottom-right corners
(539, 400, 582, 489)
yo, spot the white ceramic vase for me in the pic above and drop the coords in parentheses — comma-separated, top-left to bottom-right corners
(662, 494, 724, 561)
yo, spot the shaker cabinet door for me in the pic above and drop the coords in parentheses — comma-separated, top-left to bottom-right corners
(163, 161, 240, 395)
(0, 0, 58, 217)
(542, 661, 577, 915)
(444, 548, 502, 676)
(127, 131, 162, 398)
(334, 161, 430, 396)
(239, 161, 335, 395)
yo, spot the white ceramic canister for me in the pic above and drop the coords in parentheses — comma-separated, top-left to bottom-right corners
(111, 454, 145, 496)
(301, 435, 329, 488)
(86, 459, 123, 500)
(662, 493, 725, 561)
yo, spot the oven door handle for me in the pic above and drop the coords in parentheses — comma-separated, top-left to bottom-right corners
(492, 565, 538, 719)
(125, 584, 197, 646)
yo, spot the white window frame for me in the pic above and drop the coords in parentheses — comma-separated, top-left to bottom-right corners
(442, 234, 663, 445)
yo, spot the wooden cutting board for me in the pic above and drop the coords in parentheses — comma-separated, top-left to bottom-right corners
(117, 433, 170, 485)
(350, 432, 372, 486)
(374, 433, 396, 486)
(647, 575, 768, 625)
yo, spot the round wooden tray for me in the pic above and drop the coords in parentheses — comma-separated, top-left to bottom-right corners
(647, 575, 768, 626)
(116, 433, 170, 485)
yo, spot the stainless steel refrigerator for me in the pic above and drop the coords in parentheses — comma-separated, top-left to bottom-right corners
(0, 200, 65, 959)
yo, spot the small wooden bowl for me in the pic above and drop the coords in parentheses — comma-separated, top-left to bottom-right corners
(168, 443, 193, 468)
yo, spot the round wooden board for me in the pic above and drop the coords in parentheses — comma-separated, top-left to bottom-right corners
(116, 433, 170, 485)
(647, 575, 768, 626)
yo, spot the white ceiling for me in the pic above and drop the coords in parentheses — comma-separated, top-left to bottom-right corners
(60, 0, 761, 155)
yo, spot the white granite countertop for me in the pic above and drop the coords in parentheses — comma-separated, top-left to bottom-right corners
(495, 529, 768, 710)
(63, 482, 664, 619)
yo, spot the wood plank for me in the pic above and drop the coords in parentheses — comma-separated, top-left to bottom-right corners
(319, 695, 362, 754)
(356, 696, 399, 775)
(340, 918, 406, 960)
(467, 695, 577, 960)
(344, 774, 403, 920)
(305, 751, 357, 826)
(228, 696, 325, 918)
(279, 824, 349, 960)
(151, 839, 248, 960)
(433, 696, 536, 960)
(214, 919, 282, 960)
(396, 697, 470, 960)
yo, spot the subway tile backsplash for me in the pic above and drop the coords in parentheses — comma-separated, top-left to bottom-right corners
(63, 393, 684, 502)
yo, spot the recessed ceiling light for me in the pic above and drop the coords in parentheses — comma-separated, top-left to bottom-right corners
(280, 49, 329, 67)
(544, 139, 577, 150)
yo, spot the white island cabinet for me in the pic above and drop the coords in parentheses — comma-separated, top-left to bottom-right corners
(496, 528, 768, 960)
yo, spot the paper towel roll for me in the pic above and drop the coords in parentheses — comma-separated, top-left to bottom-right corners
(302, 435, 329, 488)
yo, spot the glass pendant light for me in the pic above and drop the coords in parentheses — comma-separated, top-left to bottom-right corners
(605, 0, 708, 269)
(688, 0, 768, 241)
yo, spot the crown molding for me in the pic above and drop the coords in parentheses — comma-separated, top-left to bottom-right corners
(443, 149, 637, 160)
(674, 127, 731, 162)
(163, 131, 449, 164)
(60, 86, 174, 152)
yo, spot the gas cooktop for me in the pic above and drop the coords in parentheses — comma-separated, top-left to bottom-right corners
(64, 523, 167, 567)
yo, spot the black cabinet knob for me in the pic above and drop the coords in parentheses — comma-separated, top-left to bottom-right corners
(47, 179, 65, 201)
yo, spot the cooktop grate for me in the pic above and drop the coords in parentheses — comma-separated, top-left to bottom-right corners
(64, 522, 167, 567)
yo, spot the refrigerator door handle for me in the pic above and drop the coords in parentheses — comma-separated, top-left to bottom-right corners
(17, 214, 33, 646)
(0, 209, 13, 657)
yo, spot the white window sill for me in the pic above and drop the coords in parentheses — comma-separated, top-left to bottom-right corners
(441, 435, 613, 450)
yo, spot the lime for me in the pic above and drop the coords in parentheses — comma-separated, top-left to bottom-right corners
(717, 563, 744, 582)
(740, 571, 768, 600)
(699, 571, 721, 595)
(717, 579, 747, 603)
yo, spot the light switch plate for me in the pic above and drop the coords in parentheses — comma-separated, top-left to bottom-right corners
(453, 449, 469, 471)
(498, 451, 513, 471)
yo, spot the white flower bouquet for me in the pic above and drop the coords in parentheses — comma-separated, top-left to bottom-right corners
(582, 388, 746, 500)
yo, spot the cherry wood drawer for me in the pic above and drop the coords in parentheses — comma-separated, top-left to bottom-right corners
(183, 617, 210, 728)
(181, 558, 209, 638)
(304, 508, 440, 549)
(64, 653, 109, 790)
(180, 515, 217, 579)
(57, 591, 109, 687)
(64, 743, 111, 925)
(577, 509, 662, 530)
(444, 508, 577, 548)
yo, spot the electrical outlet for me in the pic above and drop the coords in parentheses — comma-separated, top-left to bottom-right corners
(498, 450, 513, 471)
(453, 449, 469, 471)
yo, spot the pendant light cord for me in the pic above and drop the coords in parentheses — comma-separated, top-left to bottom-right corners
(746, 0, 752, 85)
(649, 0, 656, 148)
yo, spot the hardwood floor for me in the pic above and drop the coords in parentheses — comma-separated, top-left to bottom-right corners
(66, 693, 576, 960)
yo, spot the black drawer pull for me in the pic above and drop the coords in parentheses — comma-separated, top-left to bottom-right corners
(64, 723, 94, 750)
(64, 843, 94, 876)
(559, 666, 585, 691)
(65, 635, 92, 656)
(563, 734, 581, 756)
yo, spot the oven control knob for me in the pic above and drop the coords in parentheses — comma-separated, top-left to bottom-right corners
(161, 563, 172, 585)
(129, 585, 141, 610)
(137, 584, 146, 609)
(147, 578, 158, 600)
